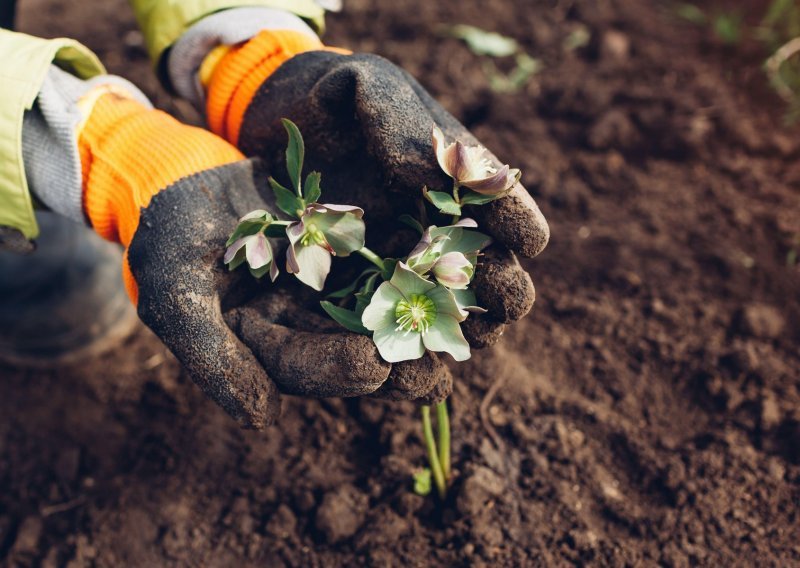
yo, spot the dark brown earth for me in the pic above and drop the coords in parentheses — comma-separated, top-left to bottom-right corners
(3, 0, 800, 566)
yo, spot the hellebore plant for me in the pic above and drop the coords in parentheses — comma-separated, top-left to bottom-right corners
(224, 119, 366, 291)
(361, 262, 471, 363)
(226, 120, 520, 501)
(423, 125, 521, 218)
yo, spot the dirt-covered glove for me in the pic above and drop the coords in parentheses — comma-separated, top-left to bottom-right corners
(71, 87, 449, 428)
(196, 35, 549, 350)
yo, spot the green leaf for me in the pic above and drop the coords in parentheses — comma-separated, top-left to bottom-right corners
(448, 24, 519, 57)
(226, 220, 263, 247)
(304, 172, 322, 204)
(423, 187, 462, 216)
(412, 468, 432, 496)
(354, 271, 381, 316)
(380, 258, 399, 282)
(713, 13, 742, 45)
(460, 190, 500, 206)
(263, 221, 291, 239)
(326, 268, 379, 299)
(320, 301, 370, 334)
(564, 25, 591, 51)
(508, 52, 542, 89)
(399, 214, 425, 235)
(764, 0, 794, 24)
(269, 177, 304, 218)
(282, 118, 305, 194)
(675, 3, 707, 25)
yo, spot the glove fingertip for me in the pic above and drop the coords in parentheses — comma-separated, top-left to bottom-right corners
(476, 185, 550, 259)
(371, 353, 445, 401)
(415, 371, 453, 406)
(474, 248, 536, 324)
(462, 316, 507, 349)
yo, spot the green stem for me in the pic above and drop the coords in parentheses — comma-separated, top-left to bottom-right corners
(451, 181, 462, 224)
(436, 400, 451, 481)
(357, 247, 386, 271)
(421, 405, 447, 500)
(452, 180, 461, 204)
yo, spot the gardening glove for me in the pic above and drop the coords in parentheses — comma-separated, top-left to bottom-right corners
(166, 17, 549, 351)
(23, 65, 450, 428)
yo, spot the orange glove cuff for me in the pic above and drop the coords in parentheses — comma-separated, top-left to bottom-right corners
(79, 90, 245, 303)
(205, 29, 348, 145)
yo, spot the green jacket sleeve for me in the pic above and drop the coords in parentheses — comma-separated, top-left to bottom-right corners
(129, 0, 326, 67)
(0, 30, 104, 240)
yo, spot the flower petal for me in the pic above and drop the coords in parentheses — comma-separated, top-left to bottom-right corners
(317, 203, 364, 217)
(462, 164, 511, 195)
(451, 288, 487, 317)
(245, 233, 272, 269)
(292, 244, 332, 291)
(446, 140, 471, 182)
(239, 209, 271, 222)
(423, 315, 471, 362)
(373, 325, 426, 363)
(389, 262, 437, 297)
(427, 285, 466, 321)
(223, 236, 248, 264)
(269, 258, 280, 282)
(432, 126, 452, 177)
(462, 145, 492, 180)
(286, 243, 301, 274)
(407, 227, 433, 260)
(433, 252, 474, 289)
(313, 211, 366, 256)
(433, 226, 492, 259)
(286, 221, 305, 244)
(453, 218, 478, 228)
(361, 282, 404, 331)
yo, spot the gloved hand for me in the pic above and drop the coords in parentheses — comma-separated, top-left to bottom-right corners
(69, 85, 450, 428)
(196, 32, 549, 348)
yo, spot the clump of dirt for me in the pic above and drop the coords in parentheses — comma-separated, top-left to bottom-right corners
(2, 0, 798, 566)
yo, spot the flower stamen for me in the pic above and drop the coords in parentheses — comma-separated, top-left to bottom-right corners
(395, 293, 437, 334)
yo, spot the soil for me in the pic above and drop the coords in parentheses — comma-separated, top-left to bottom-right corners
(3, 0, 800, 566)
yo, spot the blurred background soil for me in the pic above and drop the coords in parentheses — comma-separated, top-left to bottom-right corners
(2, 0, 799, 566)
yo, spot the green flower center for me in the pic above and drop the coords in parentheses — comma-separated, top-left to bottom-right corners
(300, 223, 327, 247)
(395, 293, 437, 334)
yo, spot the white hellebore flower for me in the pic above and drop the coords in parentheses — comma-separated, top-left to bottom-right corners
(224, 209, 279, 281)
(361, 262, 471, 363)
(406, 218, 491, 290)
(224, 231, 279, 282)
(286, 204, 365, 291)
(432, 125, 520, 195)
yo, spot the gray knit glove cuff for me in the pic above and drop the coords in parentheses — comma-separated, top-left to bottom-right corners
(167, 7, 318, 109)
(21, 65, 151, 224)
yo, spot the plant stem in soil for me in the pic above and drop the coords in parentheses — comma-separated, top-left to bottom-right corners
(436, 400, 451, 480)
(421, 405, 447, 499)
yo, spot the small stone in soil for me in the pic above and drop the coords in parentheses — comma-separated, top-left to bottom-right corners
(315, 484, 368, 544)
(457, 466, 505, 517)
(265, 504, 297, 539)
(738, 304, 785, 340)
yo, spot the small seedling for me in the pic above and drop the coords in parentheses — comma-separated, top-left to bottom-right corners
(444, 24, 542, 93)
(676, 1, 800, 122)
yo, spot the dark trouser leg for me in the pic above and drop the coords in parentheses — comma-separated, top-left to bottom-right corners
(0, 0, 17, 30)
(0, 212, 137, 367)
